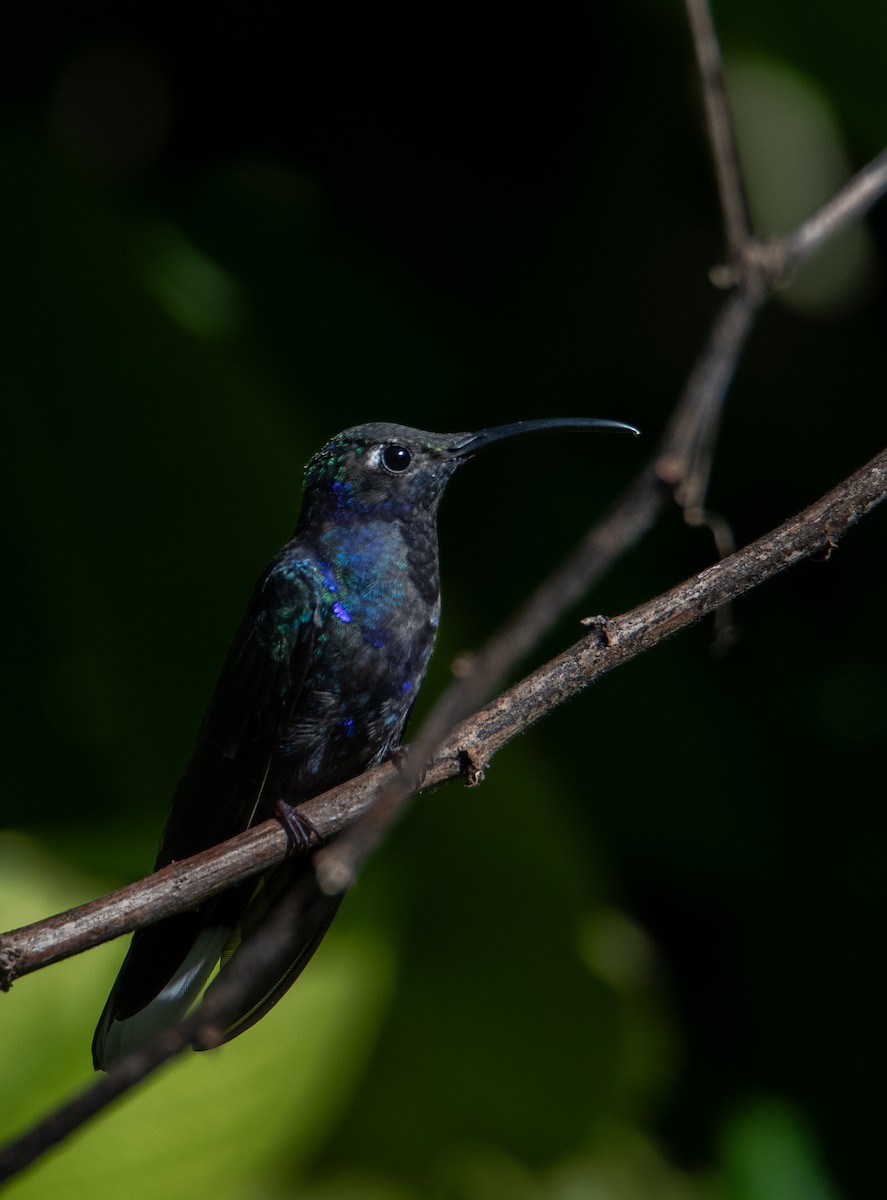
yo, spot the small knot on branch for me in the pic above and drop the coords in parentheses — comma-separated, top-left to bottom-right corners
(812, 537, 839, 562)
(458, 749, 486, 787)
(580, 615, 614, 646)
(0, 943, 21, 991)
(710, 236, 794, 296)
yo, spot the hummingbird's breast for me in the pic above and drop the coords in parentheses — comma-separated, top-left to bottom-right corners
(276, 516, 441, 795)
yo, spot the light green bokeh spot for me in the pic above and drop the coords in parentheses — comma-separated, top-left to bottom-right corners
(726, 55, 876, 316)
(0, 834, 395, 1200)
(720, 1096, 842, 1200)
(137, 221, 245, 339)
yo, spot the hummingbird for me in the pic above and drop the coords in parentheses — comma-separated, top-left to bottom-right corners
(92, 416, 638, 1069)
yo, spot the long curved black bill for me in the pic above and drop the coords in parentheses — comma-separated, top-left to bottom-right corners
(453, 416, 640, 458)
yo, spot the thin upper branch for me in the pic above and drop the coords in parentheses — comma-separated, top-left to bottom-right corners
(781, 147, 887, 270)
(684, 0, 751, 257)
(655, 287, 761, 507)
(681, 0, 887, 529)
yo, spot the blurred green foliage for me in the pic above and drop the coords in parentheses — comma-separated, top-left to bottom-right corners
(2, 2, 886, 1197)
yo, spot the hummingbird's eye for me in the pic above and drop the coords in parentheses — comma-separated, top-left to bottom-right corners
(381, 444, 412, 473)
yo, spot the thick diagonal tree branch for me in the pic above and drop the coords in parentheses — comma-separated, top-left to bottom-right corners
(3, 443, 886, 988)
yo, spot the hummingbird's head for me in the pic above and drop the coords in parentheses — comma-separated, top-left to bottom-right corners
(301, 423, 472, 521)
(299, 417, 640, 523)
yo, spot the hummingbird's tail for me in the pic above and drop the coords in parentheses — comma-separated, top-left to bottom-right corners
(92, 925, 231, 1069)
(91, 863, 343, 1069)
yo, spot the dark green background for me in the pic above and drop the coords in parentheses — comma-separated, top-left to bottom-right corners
(2, 2, 886, 1197)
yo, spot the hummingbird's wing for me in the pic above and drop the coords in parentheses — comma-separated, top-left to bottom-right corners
(92, 563, 326, 1068)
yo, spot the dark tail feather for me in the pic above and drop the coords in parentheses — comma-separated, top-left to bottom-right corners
(92, 918, 231, 1069)
(198, 868, 345, 1048)
(93, 863, 344, 1068)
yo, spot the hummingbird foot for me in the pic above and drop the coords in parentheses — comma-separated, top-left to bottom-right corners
(274, 799, 318, 854)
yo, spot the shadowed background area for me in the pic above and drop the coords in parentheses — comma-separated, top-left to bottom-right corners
(2, 2, 886, 1197)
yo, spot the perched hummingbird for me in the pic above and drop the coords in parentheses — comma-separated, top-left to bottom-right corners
(93, 417, 637, 1069)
